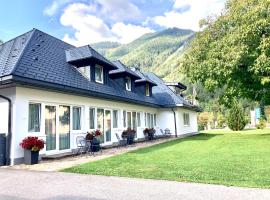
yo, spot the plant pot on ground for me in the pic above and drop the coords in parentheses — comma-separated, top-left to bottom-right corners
(143, 128, 156, 140)
(122, 128, 136, 145)
(20, 136, 45, 165)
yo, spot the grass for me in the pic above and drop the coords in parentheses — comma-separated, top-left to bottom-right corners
(62, 129, 270, 188)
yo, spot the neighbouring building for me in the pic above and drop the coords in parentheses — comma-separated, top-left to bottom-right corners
(0, 29, 199, 165)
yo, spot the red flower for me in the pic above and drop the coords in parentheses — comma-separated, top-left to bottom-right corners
(20, 136, 45, 152)
(94, 129, 102, 136)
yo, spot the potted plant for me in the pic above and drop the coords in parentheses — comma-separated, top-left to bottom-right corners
(122, 128, 136, 145)
(91, 129, 102, 152)
(20, 136, 45, 165)
(143, 128, 156, 140)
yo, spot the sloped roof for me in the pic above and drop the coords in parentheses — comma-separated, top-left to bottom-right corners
(133, 69, 157, 86)
(0, 28, 198, 111)
(65, 45, 116, 69)
(110, 60, 141, 79)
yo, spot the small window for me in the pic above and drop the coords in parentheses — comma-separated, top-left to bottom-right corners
(123, 111, 126, 128)
(145, 83, 150, 96)
(78, 66, 90, 79)
(113, 110, 119, 128)
(183, 113, 190, 126)
(89, 108, 95, 129)
(137, 112, 141, 127)
(154, 114, 156, 126)
(125, 77, 131, 91)
(72, 107, 81, 130)
(95, 65, 103, 83)
(28, 103, 41, 132)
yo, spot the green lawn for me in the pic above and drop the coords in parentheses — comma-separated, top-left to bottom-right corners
(62, 129, 270, 188)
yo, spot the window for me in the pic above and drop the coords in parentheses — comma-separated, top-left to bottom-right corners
(127, 112, 132, 128)
(123, 111, 126, 128)
(145, 113, 147, 127)
(28, 103, 41, 132)
(183, 113, 190, 126)
(95, 65, 103, 83)
(72, 107, 81, 130)
(154, 114, 156, 126)
(145, 83, 150, 96)
(137, 112, 141, 127)
(89, 108, 95, 129)
(125, 76, 131, 91)
(78, 66, 90, 79)
(113, 110, 119, 128)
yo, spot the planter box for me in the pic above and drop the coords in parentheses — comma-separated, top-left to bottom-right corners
(24, 150, 39, 165)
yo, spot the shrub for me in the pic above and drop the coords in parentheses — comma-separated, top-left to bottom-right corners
(227, 100, 247, 131)
(256, 118, 266, 129)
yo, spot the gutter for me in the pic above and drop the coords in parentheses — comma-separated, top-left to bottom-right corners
(0, 95, 12, 165)
(171, 108, 177, 138)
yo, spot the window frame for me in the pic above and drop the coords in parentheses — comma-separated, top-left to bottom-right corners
(125, 76, 132, 91)
(113, 110, 119, 128)
(28, 103, 41, 133)
(145, 83, 150, 96)
(89, 107, 96, 130)
(183, 113, 190, 127)
(95, 65, 104, 84)
(72, 106, 82, 131)
(78, 66, 91, 80)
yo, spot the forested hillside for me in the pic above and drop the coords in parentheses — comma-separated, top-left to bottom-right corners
(91, 28, 194, 81)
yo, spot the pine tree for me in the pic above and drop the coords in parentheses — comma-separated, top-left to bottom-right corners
(227, 100, 247, 131)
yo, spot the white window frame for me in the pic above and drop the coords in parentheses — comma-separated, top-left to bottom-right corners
(183, 113, 190, 127)
(145, 83, 150, 96)
(125, 76, 132, 91)
(113, 110, 119, 128)
(72, 106, 82, 131)
(95, 65, 104, 84)
(89, 107, 96, 130)
(28, 103, 41, 133)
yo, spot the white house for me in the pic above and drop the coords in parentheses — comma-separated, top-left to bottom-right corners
(0, 29, 199, 165)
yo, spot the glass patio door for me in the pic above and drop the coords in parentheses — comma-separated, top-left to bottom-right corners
(45, 105, 56, 151)
(104, 110, 111, 142)
(97, 108, 104, 143)
(59, 105, 70, 150)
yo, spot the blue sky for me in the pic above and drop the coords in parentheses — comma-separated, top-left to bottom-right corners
(0, 0, 225, 46)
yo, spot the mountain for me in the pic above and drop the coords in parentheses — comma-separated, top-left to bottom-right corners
(91, 28, 194, 81)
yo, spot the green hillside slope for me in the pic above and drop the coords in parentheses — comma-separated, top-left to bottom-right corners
(92, 28, 194, 81)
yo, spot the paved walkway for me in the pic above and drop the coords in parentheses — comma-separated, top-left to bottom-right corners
(0, 169, 270, 200)
(8, 137, 176, 171)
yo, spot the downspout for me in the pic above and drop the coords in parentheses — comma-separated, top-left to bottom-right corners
(0, 95, 12, 165)
(171, 108, 177, 137)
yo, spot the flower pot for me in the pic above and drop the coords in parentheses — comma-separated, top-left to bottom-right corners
(24, 150, 39, 165)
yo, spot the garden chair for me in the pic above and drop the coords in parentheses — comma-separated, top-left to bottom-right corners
(76, 136, 87, 155)
(116, 133, 127, 147)
(160, 129, 171, 138)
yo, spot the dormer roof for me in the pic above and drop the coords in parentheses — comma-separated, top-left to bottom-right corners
(109, 60, 141, 80)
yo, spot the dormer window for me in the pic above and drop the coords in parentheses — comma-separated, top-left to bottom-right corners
(95, 65, 103, 84)
(125, 76, 131, 91)
(145, 83, 150, 96)
(78, 66, 90, 80)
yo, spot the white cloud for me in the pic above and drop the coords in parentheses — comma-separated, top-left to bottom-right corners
(153, 0, 225, 31)
(44, 0, 73, 16)
(60, 3, 154, 46)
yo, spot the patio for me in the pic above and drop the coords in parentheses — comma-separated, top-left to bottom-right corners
(7, 137, 177, 172)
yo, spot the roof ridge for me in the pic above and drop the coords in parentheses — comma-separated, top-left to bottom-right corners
(0, 29, 34, 47)
(9, 29, 36, 75)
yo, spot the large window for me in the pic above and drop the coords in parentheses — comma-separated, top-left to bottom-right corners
(145, 112, 156, 128)
(78, 66, 90, 79)
(183, 113, 190, 126)
(125, 76, 131, 91)
(113, 110, 119, 128)
(95, 65, 104, 83)
(28, 103, 41, 132)
(89, 108, 95, 129)
(145, 83, 150, 96)
(127, 112, 132, 129)
(137, 112, 141, 127)
(72, 107, 81, 130)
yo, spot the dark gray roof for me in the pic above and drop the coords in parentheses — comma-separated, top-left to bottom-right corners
(65, 45, 116, 69)
(133, 69, 157, 86)
(0, 28, 198, 111)
(110, 60, 141, 79)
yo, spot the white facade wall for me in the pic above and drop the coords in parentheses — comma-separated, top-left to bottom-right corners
(0, 86, 198, 165)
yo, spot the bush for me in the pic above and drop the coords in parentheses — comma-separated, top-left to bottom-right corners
(256, 118, 266, 129)
(227, 100, 247, 131)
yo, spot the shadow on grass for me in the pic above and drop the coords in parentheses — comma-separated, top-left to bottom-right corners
(129, 133, 222, 155)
